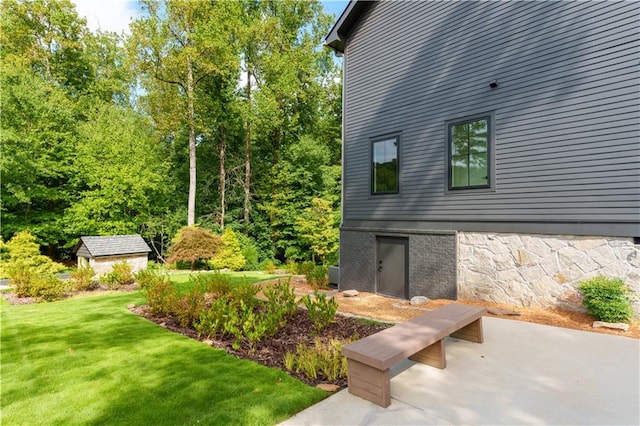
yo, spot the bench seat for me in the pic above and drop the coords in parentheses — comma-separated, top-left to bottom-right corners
(342, 303, 487, 407)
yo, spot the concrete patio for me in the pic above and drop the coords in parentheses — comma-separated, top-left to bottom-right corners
(282, 317, 640, 425)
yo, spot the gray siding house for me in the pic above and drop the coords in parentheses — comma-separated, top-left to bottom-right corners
(326, 1, 640, 314)
(74, 235, 151, 276)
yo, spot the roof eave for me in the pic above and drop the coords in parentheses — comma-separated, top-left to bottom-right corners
(324, 1, 374, 54)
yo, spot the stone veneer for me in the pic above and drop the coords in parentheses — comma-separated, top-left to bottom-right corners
(457, 232, 640, 317)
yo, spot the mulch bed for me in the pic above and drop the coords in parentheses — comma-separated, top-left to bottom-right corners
(130, 304, 390, 388)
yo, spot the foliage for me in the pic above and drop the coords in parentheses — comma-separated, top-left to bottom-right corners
(210, 228, 246, 271)
(235, 232, 261, 271)
(284, 338, 349, 381)
(143, 276, 177, 316)
(167, 226, 221, 269)
(300, 261, 329, 289)
(0, 230, 65, 279)
(11, 265, 66, 302)
(295, 197, 340, 265)
(134, 268, 162, 289)
(101, 261, 134, 290)
(263, 279, 298, 327)
(578, 276, 634, 323)
(69, 265, 96, 291)
(301, 291, 338, 334)
(263, 260, 277, 274)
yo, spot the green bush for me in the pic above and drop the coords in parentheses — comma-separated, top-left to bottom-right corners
(143, 277, 177, 316)
(308, 265, 328, 289)
(70, 265, 96, 291)
(301, 291, 338, 334)
(209, 228, 246, 271)
(134, 268, 162, 289)
(263, 260, 277, 274)
(102, 261, 134, 289)
(9, 264, 36, 297)
(1, 230, 65, 279)
(174, 286, 207, 328)
(263, 279, 298, 327)
(579, 276, 634, 323)
(189, 273, 232, 298)
(29, 275, 67, 302)
(284, 338, 349, 381)
(236, 233, 260, 271)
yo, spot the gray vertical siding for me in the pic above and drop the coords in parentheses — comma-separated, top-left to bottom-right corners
(342, 1, 640, 237)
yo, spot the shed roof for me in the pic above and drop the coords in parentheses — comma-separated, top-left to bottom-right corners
(324, 1, 373, 53)
(73, 235, 151, 257)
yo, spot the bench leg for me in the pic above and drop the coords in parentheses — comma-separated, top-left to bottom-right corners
(409, 338, 446, 369)
(450, 317, 484, 343)
(346, 359, 391, 407)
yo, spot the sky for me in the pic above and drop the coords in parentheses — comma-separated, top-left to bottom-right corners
(72, 0, 350, 35)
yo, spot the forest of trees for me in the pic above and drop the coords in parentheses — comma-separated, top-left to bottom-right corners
(0, 0, 342, 266)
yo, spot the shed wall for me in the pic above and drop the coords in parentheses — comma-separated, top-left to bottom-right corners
(342, 1, 640, 237)
(89, 255, 148, 276)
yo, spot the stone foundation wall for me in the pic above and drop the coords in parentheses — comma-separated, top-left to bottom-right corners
(457, 232, 640, 317)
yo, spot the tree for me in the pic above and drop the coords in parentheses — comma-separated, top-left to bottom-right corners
(296, 198, 339, 265)
(167, 226, 221, 270)
(129, 0, 240, 226)
(210, 228, 246, 271)
(63, 104, 170, 237)
(0, 230, 65, 279)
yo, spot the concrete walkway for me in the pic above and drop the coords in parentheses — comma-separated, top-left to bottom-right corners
(282, 317, 640, 425)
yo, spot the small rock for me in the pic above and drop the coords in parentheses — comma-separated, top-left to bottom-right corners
(487, 308, 521, 316)
(203, 339, 214, 346)
(127, 303, 136, 309)
(410, 296, 430, 305)
(342, 290, 359, 297)
(316, 384, 340, 392)
(592, 321, 629, 332)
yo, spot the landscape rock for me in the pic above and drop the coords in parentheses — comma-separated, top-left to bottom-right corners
(342, 290, 359, 297)
(592, 321, 629, 332)
(410, 296, 430, 305)
(487, 308, 521, 316)
(316, 384, 340, 392)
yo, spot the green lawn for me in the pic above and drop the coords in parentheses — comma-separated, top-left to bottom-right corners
(1, 282, 326, 425)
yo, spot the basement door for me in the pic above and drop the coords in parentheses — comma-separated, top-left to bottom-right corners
(376, 236, 408, 299)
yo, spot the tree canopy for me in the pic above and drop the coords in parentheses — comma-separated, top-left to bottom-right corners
(1, 0, 343, 266)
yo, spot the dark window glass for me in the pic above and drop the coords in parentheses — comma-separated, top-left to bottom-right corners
(372, 137, 398, 194)
(449, 118, 489, 189)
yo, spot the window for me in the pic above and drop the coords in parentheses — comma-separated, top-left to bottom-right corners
(448, 116, 491, 190)
(371, 136, 399, 195)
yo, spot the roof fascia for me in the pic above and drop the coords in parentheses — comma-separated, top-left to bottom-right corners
(324, 1, 374, 53)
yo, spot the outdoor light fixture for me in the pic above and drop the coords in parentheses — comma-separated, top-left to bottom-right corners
(489, 80, 499, 88)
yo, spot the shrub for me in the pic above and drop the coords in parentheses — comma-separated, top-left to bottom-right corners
(143, 277, 177, 316)
(236, 233, 260, 271)
(70, 265, 96, 291)
(167, 226, 221, 270)
(285, 260, 299, 274)
(189, 272, 232, 298)
(301, 291, 338, 334)
(228, 281, 260, 310)
(134, 268, 162, 289)
(579, 276, 633, 323)
(263, 260, 276, 274)
(308, 265, 328, 289)
(209, 228, 246, 271)
(102, 261, 134, 289)
(29, 275, 67, 302)
(284, 338, 350, 381)
(1, 230, 65, 279)
(263, 279, 298, 327)
(9, 264, 36, 297)
(173, 286, 207, 328)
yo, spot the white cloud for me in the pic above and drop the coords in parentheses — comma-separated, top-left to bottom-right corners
(73, 0, 142, 34)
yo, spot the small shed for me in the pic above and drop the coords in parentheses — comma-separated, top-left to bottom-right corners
(73, 235, 151, 275)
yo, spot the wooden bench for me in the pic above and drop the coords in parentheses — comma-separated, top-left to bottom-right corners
(341, 303, 487, 407)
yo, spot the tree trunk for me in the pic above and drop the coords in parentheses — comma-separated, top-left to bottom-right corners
(219, 127, 226, 230)
(186, 48, 196, 227)
(243, 68, 251, 223)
